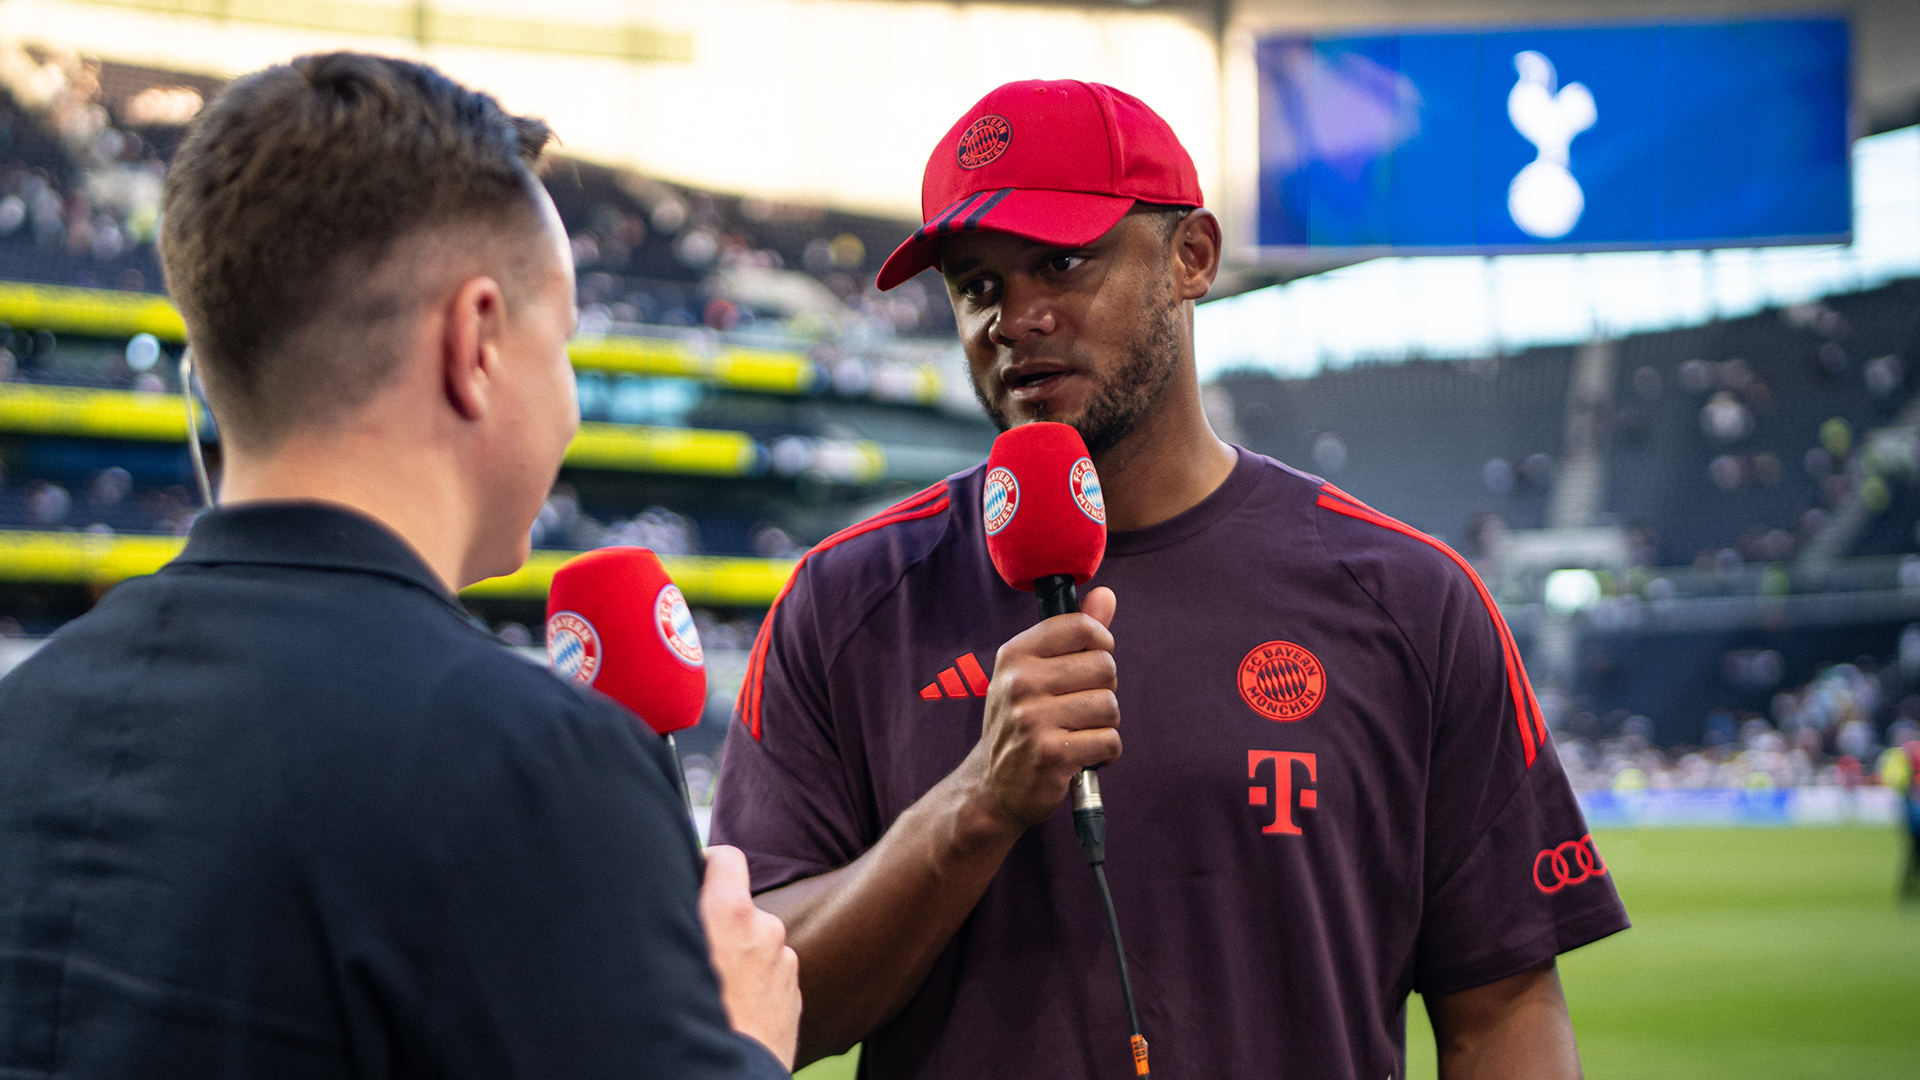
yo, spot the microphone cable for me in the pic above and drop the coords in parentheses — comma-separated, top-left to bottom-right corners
(1039, 573, 1151, 1079)
(179, 348, 215, 509)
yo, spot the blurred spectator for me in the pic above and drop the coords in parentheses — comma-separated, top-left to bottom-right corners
(87, 465, 130, 507)
(603, 506, 700, 555)
(751, 523, 806, 559)
(1700, 391, 1753, 442)
(25, 482, 70, 526)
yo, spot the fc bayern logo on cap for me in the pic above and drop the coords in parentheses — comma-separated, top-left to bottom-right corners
(956, 115, 1011, 170)
(983, 466, 1019, 534)
(547, 610, 602, 686)
(1070, 457, 1105, 524)
(1238, 640, 1326, 722)
(655, 583, 704, 667)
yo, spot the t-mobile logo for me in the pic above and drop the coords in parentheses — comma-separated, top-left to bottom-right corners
(1507, 50, 1596, 239)
(1247, 750, 1318, 835)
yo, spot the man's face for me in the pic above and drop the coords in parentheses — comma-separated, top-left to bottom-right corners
(939, 209, 1185, 457)
(478, 190, 579, 578)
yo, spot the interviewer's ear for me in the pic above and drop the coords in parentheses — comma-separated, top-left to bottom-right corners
(442, 274, 507, 421)
(1171, 209, 1222, 302)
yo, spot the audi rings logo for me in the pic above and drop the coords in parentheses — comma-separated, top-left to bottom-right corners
(1532, 834, 1608, 894)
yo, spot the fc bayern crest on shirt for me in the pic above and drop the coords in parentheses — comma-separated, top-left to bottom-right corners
(655, 583, 704, 666)
(1238, 640, 1326, 722)
(1070, 457, 1105, 524)
(956, 115, 1011, 169)
(983, 466, 1019, 535)
(546, 610, 602, 686)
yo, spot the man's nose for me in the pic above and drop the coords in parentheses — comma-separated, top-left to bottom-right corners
(990, 276, 1056, 346)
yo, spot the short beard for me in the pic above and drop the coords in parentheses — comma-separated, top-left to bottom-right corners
(973, 288, 1184, 459)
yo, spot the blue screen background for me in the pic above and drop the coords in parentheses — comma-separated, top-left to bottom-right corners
(1256, 18, 1851, 251)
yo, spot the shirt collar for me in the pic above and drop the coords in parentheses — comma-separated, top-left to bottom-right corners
(1102, 445, 1264, 558)
(172, 501, 461, 611)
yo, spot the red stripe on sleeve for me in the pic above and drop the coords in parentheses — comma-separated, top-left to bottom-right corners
(738, 482, 954, 739)
(1315, 486, 1547, 766)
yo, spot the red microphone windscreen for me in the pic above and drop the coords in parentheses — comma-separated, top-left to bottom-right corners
(545, 546, 706, 736)
(983, 422, 1107, 591)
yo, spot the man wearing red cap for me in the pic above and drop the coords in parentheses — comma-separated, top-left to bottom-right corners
(714, 80, 1626, 1079)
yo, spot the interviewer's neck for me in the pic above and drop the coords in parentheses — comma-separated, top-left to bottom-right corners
(218, 407, 481, 596)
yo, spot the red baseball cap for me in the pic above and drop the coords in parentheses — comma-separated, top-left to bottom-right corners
(875, 80, 1204, 291)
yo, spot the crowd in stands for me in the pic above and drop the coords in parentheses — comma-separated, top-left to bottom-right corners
(1219, 278, 1920, 582)
(0, 45, 952, 348)
(1557, 658, 1920, 792)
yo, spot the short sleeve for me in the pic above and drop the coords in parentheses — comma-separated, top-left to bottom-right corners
(712, 558, 877, 894)
(1411, 565, 1630, 997)
(421, 675, 789, 1080)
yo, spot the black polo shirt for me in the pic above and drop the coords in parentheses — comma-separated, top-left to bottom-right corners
(0, 503, 788, 1079)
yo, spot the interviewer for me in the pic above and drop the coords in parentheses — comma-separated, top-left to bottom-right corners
(0, 53, 797, 1078)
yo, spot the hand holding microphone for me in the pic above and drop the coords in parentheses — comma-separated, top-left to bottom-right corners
(979, 421, 1120, 833)
(974, 588, 1120, 829)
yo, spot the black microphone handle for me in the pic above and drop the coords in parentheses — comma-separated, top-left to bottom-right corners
(1033, 574, 1098, 832)
(663, 731, 693, 816)
(1035, 573, 1079, 619)
(1032, 573, 1151, 1076)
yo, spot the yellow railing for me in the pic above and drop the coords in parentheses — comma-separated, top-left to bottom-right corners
(0, 530, 798, 605)
(0, 282, 188, 341)
(565, 422, 760, 476)
(0, 383, 781, 477)
(568, 335, 817, 396)
(0, 280, 851, 395)
(0, 382, 206, 441)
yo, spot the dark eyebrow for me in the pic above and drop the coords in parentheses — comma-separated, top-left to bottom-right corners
(942, 257, 983, 277)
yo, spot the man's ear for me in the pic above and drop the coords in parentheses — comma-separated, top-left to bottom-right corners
(442, 275, 506, 421)
(1172, 209, 1223, 302)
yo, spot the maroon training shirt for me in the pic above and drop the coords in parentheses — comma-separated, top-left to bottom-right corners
(713, 448, 1628, 1080)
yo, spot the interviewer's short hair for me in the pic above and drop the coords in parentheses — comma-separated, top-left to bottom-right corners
(160, 53, 552, 450)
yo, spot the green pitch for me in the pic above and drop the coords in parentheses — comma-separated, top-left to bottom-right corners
(797, 826, 1920, 1080)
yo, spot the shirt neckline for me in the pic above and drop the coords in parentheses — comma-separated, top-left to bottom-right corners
(172, 501, 463, 613)
(1103, 445, 1264, 558)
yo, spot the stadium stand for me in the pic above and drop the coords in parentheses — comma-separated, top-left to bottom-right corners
(1219, 276, 1920, 762)
(0, 49, 996, 715)
(3, 43, 1917, 792)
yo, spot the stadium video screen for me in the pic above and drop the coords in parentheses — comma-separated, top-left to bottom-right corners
(1255, 16, 1851, 252)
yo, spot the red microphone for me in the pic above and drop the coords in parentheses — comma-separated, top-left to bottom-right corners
(981, 420, 1110, 832)
(546, 546, 706, 808)
(983, 420, 1106, 610)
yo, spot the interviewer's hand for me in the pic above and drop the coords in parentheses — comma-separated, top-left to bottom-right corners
(965, 585, 1120, 831)
(699, 845, 801, 1068)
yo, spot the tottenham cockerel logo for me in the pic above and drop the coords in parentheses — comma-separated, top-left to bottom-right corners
(1238, 641, 1326, 722)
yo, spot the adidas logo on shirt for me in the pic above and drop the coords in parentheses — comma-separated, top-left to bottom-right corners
(919, 653, 991, 700)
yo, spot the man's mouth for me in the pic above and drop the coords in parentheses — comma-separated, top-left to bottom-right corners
(1003, 365, 1074, 394)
